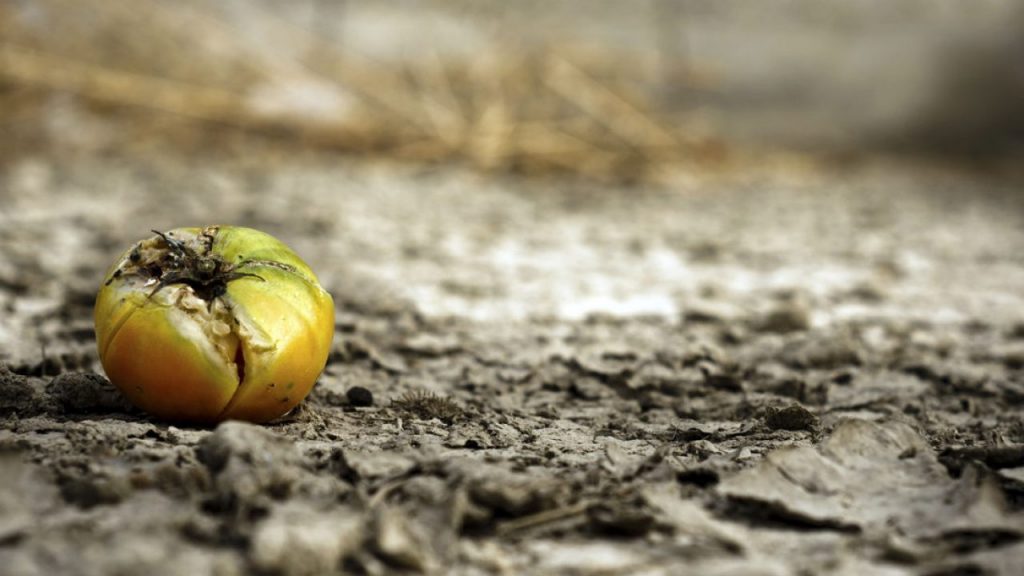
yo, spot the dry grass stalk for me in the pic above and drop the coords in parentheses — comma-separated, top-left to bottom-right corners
(0, 1, 714, 182)
(544, 56, 677, 152)
(0, 43, 249, 126)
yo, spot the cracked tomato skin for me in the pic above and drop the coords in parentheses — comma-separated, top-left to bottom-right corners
(94, 226, 335, 423)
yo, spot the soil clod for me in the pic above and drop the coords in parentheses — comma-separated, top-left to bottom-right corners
(346, 386, 374, 407)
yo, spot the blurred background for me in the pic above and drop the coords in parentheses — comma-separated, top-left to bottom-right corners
(3, 0, 1023, 180)
(2, 0, 1024, 359)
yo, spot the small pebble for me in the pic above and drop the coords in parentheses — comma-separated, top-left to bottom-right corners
(346, 386, 374, 407)
(758, 301, 811, 333)
(765, 405, 818, 431)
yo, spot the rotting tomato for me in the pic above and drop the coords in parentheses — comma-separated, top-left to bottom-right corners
(94, 226, 334, 423)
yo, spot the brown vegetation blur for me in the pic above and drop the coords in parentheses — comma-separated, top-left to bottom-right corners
(2, 0, 1022, 182)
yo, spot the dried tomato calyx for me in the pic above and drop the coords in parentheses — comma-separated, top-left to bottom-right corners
(108, 227, 265, 301)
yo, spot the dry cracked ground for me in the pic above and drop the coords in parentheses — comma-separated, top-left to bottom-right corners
(2, 151, 1024, 575)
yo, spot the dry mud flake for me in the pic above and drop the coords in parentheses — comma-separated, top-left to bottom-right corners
(718, 419, 1024, 573)
(0, 485, 242, 576)
(0, 453, 60, 545)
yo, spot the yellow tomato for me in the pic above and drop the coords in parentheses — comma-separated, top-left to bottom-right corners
(94, 226, 334, 423)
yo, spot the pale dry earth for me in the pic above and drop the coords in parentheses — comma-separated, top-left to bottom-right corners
(1, 151, 1024, 575)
